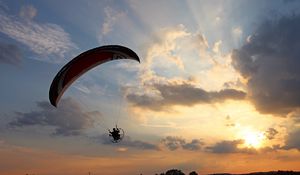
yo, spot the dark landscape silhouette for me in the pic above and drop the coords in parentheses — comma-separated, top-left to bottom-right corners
(144, 169, 300, 175)
(23, 170, 300, 175)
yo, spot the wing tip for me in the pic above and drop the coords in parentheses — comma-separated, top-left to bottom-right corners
(49, 99, 57, 107)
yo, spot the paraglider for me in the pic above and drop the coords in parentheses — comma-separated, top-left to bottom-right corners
(49, 45, 140, 143)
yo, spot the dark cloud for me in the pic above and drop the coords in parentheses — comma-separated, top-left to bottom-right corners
(206, 140, 244, 154)
(182, 139, 203, 151)
(206, 140, 261, 154)
(294, 118, 300, 124)
(288, 110, 300, 123)
(283, 128, 300, 151)
(97, 135, 204, 151)
(264, 128, 279, 140)
(96, 134, 160, 150)
(161, 136, 203, 151)
(0, 42, 22, 65)
(207, 139, 281, 154)
(232, 15, 300, 115)
(127, 82, 246, 111)
(9, 98, 98, 136)
(223, 79, 245, 89)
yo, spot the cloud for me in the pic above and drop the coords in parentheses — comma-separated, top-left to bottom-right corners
(0, 6, 76, 63)
(9, 98, 99, 136)
(206, 140, 264, 154)
(126, 81, 246, 111)
(223, 78, 245, 90)
(0, 42, 22, 65)
(96, 134, 159, 150)
(206, 140, 243, 153)
(232, 26, 243, 37)
(99, 6, 125, 41)
(264, 128, 279, 140)
(126, 24, 243, 112)
(135, 24, 199, 88)
(287, 109, 300, 124)
(141, 24, 190, 73)
(232, 15, 300, 115)
(19, 5, 37, 20)
(206, 139, 282, 154)
(161, 136, 203, 151)
(283, 128, 300, 151)
(96, 135, 202, 151)
(212, 40, 222, 54)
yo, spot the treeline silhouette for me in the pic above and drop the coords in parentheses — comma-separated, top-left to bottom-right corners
(25, 170, 300, 175)
(152, 169, 196, 175)
(210, 170, 300, 175)
(147, 169, 300, 175)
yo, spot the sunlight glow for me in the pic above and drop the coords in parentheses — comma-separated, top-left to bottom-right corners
(242, 130, 265, 148)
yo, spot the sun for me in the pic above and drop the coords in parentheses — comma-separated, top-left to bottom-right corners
(241, 130, 265, 148)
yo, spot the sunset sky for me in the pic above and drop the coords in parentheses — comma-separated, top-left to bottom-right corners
(1, 0, 300, 174)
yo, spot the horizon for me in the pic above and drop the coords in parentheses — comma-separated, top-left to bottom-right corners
(1, 0, 300, 175)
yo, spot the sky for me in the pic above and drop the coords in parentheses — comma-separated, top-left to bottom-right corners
(1, 0, 300, 174)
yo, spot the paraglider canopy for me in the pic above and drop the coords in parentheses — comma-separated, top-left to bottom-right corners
(49, 45, 140, 107)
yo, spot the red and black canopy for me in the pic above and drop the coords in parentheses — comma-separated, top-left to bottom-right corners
(49, 45, 140, 107)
